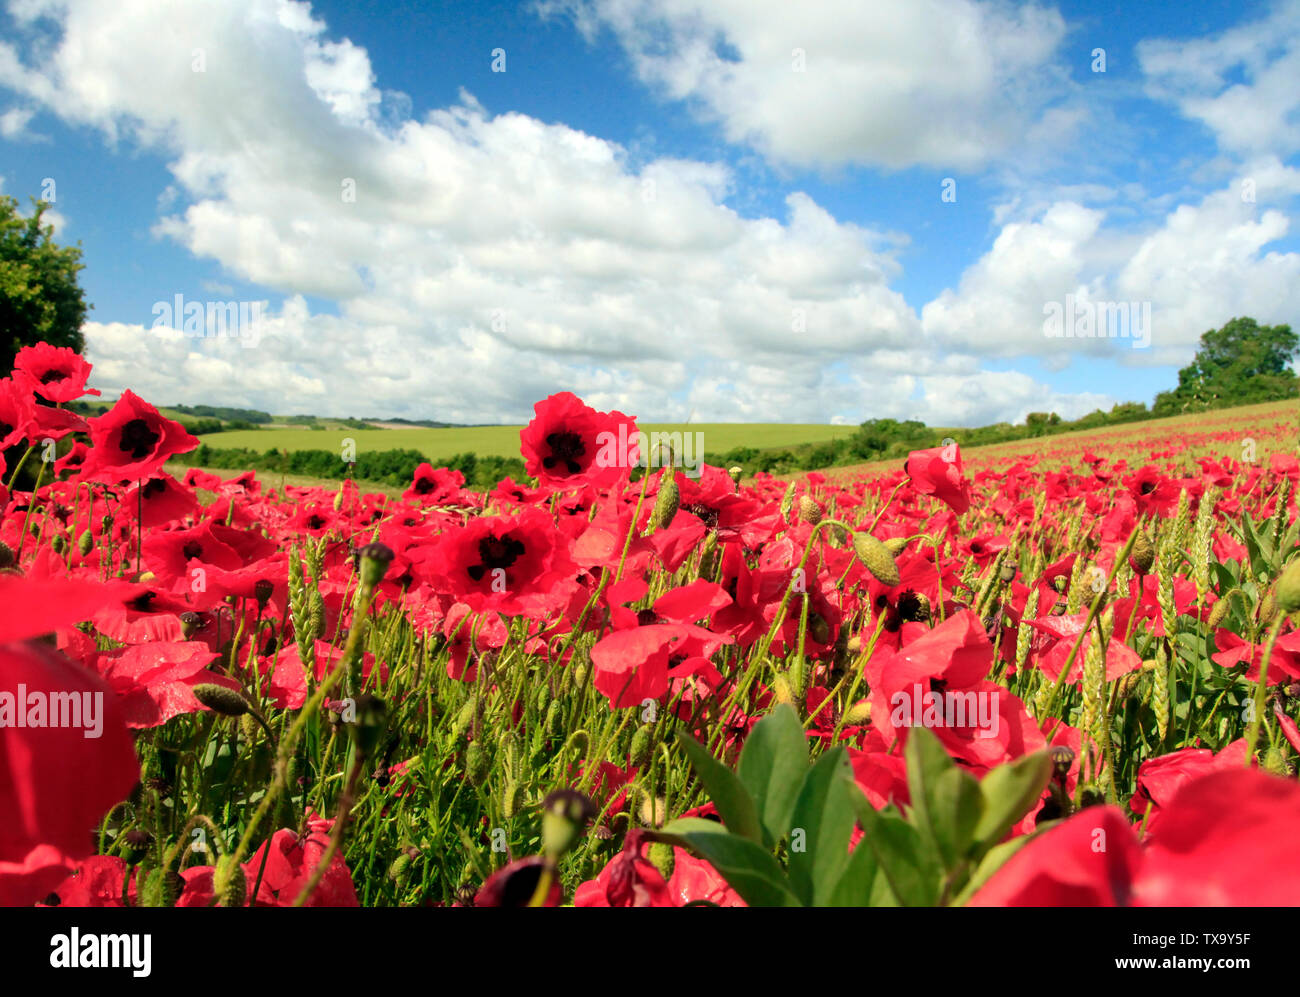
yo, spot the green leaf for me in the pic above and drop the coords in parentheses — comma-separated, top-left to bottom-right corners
(655, 818, 802, 907)
(676, 733, 764, 844)
(786, 747, 859, 906)
(850, 795, 941, 907)
(903, 726, 983, 870)
(972, 749, 1052, 854)
(736, 704, 809, 847)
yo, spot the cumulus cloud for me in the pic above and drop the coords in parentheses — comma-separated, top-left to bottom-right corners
(533, 0, 1069, 171)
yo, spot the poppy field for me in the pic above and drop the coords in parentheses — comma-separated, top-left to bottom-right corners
(3, 341, 1300, 908)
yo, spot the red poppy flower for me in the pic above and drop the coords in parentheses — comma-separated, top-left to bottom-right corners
(0, 376, 35, 451)
(0, 641, 140, 906)
(83, 390, 198, 482)
(475, 855, 563, 907)
(519, 391, 638, 491)
(12, 343, 100, 404)
(904, 444, 971, 514)
(403, 462, 466, 503)
(414, 506, 578, 617)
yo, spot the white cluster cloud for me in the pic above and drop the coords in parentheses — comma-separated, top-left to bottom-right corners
(533, 0, 1070, 171)
(0, 0, 1296, 429)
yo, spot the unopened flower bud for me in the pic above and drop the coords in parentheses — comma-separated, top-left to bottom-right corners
(1276, 558, 1300, 615)
(797, 494, 822, 526)
(853, 532, 900, 587)
(77, 529, 94, 558)
(1129, 530, 1155, 575)
(650, 472, 680, 531)
(193, 683, 249, 717)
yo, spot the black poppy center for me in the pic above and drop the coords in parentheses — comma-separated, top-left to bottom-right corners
(467, 533, 525, 581)
(0, 422, 13, 439)
(118, 418, 161, 459)
(142, 479, 166, 498)
(928, 677, 948, 695)
(307, 515, 325, 530)
(542, 431, 585, 475)
(1139, 480, 1156, 495)
(414, 476, 434, 494)
(182, 540, 203, 559)
(40, 369, 69, 385)
(130, 591, 157, 612)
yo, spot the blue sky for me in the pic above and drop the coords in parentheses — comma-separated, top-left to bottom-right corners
(1, 0, 1297, 425)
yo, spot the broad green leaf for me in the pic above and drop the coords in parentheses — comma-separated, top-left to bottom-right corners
(676, 733, 764, 844)
(972, 749, 1052, 854)
(850, 796, 941, 907)
(655, 818, 802, 907)
(786, 747, 858, 906)
(736, 704, 809, 847)
(903, 726, 983, 870)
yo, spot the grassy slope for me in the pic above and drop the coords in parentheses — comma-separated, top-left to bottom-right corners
(193, 422, 858, 461)
(809, 398, 1299, 481)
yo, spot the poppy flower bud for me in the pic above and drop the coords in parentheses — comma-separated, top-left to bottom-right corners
(542, 789, 595, 856)
(853, 532, 900, 587)
(772, 672, 794, 705)
(1276, 558, 1300, 615)
(193, 683, 249, 717)
(333, 483, 346, 512)
(1129, 530, 1155, 575)
(51, 533, 67, 554)
(727, 466, 743, 487)
(1206, 595, 1234, 629)
(842, 700, 872, 726)
(502, 779, 523, 819)
(76, 529, 94, 558)
(1260, 588, 1279, 624)
(797, 494, 823, 525)
(357, 541, 395, 588)
(464, 741, 489, 786)
(634, 789, 667, 829)
(999, 560, 1016, 582)
(650, 473, 679, 531)
(629, 724, 654, 767)
(216, 857, 246, 908)
(389, 851, 412, 881)
(883, 537, 908, 556)
(647, 840, 675, 880)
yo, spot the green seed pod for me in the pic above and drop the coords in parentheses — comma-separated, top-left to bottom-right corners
(502, 779, 523, 819)
(629, 724, 654, 767)
(78, 529, 94, 558)
(647, 841, 675, 880)
(1129, 530, 1155, 575)
(649, 472, 680, 531)
(797, 494, 823, 526)
(192, 683, 249, 717)
(216, 857, 246, 908)
(1276, 558, 1300, 615)
(883, 536, 908, 556)
(853, 532, 900, 587)
(1206, 592, 1235, 629)
(842, 700, 872, 726)
(51, 533, 67, 554)
(464, 741, 489, 787)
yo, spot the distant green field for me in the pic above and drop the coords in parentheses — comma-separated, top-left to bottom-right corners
(200, 423, 856, 461)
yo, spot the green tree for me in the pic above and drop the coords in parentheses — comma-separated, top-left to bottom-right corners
(1152, 317, 1298, 415)
(1, 196, 90, 374)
